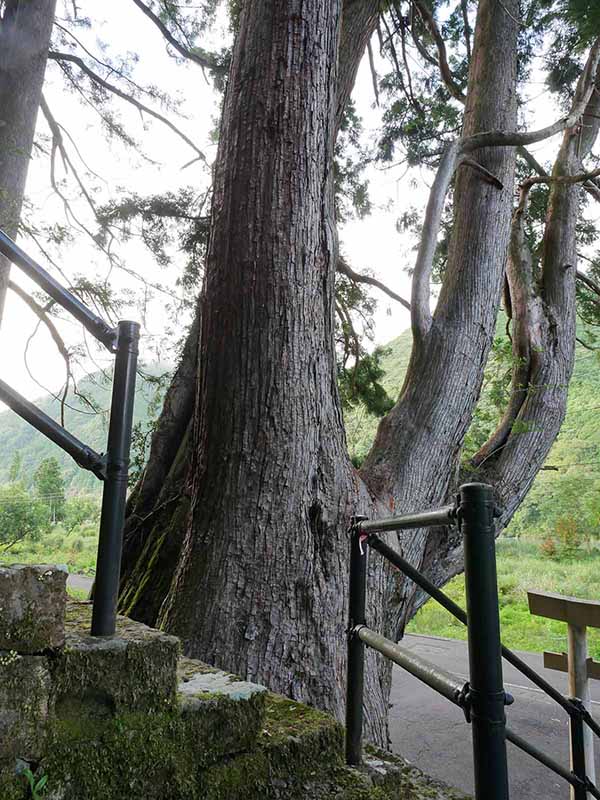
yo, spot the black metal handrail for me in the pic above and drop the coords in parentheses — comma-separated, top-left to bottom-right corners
(345, 482, 600, 800)
(0, 230, 139, 637)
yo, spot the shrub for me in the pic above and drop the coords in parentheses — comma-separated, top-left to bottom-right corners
(540, 535, 557, 559)
(555, 515, 581, 558)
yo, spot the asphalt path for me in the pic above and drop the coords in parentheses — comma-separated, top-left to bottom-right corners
(389, 634, 600, 799)
(67, 573, 93, 595)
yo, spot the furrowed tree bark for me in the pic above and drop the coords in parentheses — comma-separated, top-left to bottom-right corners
(119, 0, 381, 624)
(475, 44, 600, 520)
(0, 0, 57, 326)
(359, 0, 519, 627)
(119, 0, 596, 746)
(154, 0, 391, 743)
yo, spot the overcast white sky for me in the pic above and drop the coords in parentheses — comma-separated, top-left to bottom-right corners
(0, 2, 592, 406)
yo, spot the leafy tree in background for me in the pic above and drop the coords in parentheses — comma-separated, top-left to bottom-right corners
(33, 457, 65, 523)
(63, 495, 100, 533)
(8, 451, 22, 483)
(0, 484, 48, 548)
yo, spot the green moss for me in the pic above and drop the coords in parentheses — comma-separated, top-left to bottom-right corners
(0, 772, 26, 800)
(50, 602, 179, 714)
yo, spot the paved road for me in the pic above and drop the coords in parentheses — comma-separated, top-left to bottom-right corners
(67, 573, 93, 595)
(389, 634, 600, 799)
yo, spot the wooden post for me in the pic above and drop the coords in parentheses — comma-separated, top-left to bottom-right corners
(568, 624, 596, 796)
(528, 591, 600, 800)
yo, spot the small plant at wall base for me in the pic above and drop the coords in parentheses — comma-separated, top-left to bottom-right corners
(22, 768, 47, 800)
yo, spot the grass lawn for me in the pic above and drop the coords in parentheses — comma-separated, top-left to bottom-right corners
(407, 538, 600, 659)
(0, 525, 98, 576)
(2, 531, 599, 658)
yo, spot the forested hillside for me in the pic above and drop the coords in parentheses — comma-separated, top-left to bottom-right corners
(0, 365, 170, 492)
(346, 328, 600, 541)
(1, 333, 599, 542)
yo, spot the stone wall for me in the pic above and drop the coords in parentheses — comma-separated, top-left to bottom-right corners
(0, 564, 469, 799)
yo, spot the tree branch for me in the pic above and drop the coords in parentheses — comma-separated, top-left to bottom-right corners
(129, 0, 228, 75)
(366, 39, 379, 107)
(412, 0, 466, 103)
(8, 280, 71, 426)
(518, 144, 600, 204)
(336, 257, 410, 310)
(48, 51, 207, 165)
(460, 0, 471, 62)
(462, 38, 600, 153)
(577, 270, 600, 302)
(411, 139, 461, 342)
(471, 180, 541, 468)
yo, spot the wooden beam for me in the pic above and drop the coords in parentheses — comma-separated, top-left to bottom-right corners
(527, 591, 600, 629)
(543, 651, 600, 680)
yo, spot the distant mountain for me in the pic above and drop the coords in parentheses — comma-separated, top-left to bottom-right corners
(2, 331, 599, 537)
(0, 364, 172, 493)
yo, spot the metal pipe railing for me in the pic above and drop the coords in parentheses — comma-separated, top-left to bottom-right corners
(1, 230, 139, 638)
(0, 230, 116, 351)
(346, 483, 600, 799)
(460, 483, 509, 800)
(356, 504, 456, 533)
(0, 378, 106, 479)
(346, 483, 510, 800)
(91, 320, 139, 636)
(506, 728, 583, 789)
(345, 520, 368, 766)
(367, 531, 576, 716)
(354, 625, 467, 705)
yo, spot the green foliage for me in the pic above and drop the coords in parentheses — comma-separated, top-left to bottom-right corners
(408, 539, 600, 659)
(33, 458, 66, 523)
(22, 768, 47, 800)
(0, 484, 49, 549)
(8, 451, 22, 483)
(63, 496, 101, 534)
(338, 348, 394, 418)
(0, 508, 100, 575)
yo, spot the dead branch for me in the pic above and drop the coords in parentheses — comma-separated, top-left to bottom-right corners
(9, 280, 72, 425)
(460, 157, 504, 188)
(367, 39, 379, 106)
(412, 0, 466, 103)
(337, 257, 410, 310)
(411, 139, 461, 341)
(129, 0, 227, 75)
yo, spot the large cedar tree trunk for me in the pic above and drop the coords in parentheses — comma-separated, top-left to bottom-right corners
(120, 0, 594, 743)
(0, 0, 57, 325)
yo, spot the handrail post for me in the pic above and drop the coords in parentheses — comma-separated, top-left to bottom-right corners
(91, 320, 140, 636)
(570, 700, 590, 800)
(460, 483, 509, 800)
(345, 518, 367, 765)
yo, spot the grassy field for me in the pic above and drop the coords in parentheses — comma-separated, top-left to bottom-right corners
(407, 538, 600, 658)
(2, 532, 599, 658)
(0, 525, 98, 576)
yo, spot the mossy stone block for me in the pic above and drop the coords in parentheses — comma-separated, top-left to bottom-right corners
(51, 602, 180, 715)
(193, 693, 345, 800)
(178, 656, 267, 757)
(0, 565, 66, 653)
(0, 653, 51, 764)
